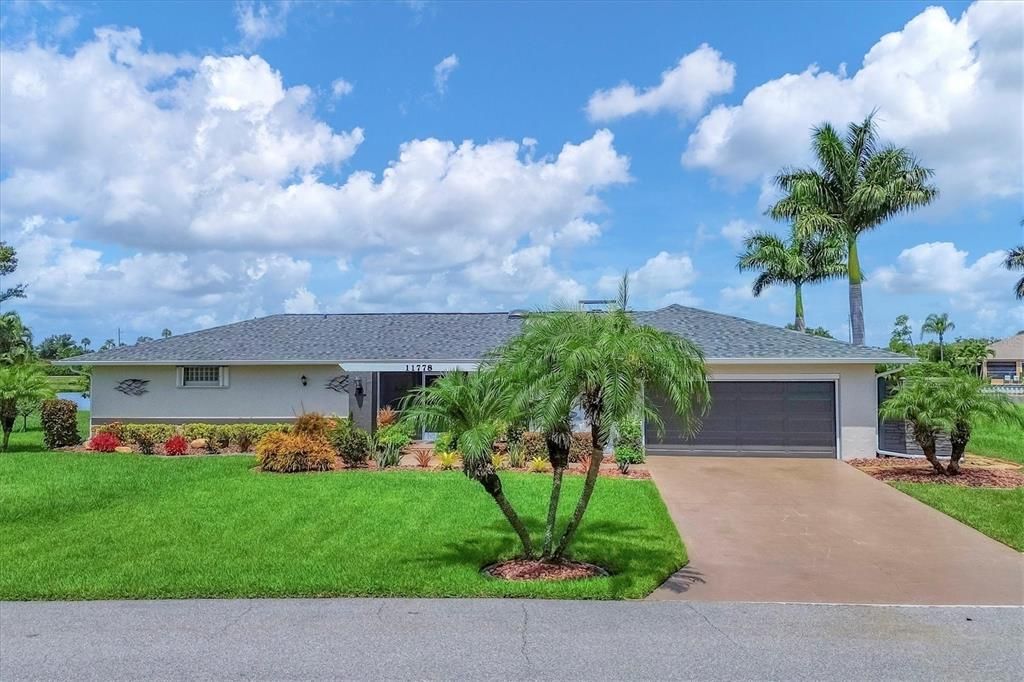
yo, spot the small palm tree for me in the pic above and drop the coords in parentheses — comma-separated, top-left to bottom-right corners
(736, 229, 846, 332)
(769, 113, 937, 345)
(0, 363, 54, 451)
(492, 276, 710, 558)
(400, 370, 535, 557)
(879, 369, 950, 475)
(1006, 245, 1024, 300)
(920, 313, 955, 362)
(941, 370, 1024, 474)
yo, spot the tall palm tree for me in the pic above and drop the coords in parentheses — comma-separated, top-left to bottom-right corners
(1006, 245, 1024, 300)
(736, 229, 846, 332)
(921, 313, 954, 362)
(769, 113, 937, 345)
(0, 362, 53, 451)
(492, 276, 710, 559)
(400, 369, 535, 558)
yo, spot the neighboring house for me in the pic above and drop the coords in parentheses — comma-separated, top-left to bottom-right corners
(982, 333, 1023, 384)
(58, 304, 911, 461)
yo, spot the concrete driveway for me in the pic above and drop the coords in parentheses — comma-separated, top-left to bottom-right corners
(647, 456, 1024, 605)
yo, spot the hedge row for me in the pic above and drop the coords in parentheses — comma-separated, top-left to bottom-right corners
(99, 422, 291, 452)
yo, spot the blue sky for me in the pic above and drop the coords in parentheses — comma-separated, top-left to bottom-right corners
(1, 0, 1020, 348)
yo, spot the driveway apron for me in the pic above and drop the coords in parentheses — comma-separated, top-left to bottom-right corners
(646, 456, 1024, 605)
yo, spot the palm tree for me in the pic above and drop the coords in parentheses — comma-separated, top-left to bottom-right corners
(941, 370, 1024, 474)
(736, 229, 846, 332)
(769, 113, 937, 345)
(920, 313, 954, 362)
(492, 276, 710, 559)
(1006, 245, 1024, 300)
(400, 370, 535, 557)
(0, 312, 34, 364)
(0, 362, 53, 451)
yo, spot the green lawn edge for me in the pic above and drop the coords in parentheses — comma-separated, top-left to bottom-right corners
(891, 482, 1024, 552)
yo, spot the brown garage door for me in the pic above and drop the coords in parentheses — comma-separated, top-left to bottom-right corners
(646, 381, 837, 458)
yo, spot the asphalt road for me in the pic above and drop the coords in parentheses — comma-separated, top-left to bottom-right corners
(2, 598, 1021, 681)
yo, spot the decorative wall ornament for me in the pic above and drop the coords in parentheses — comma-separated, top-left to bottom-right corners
(325, 375, 351, 393)
(115, 379, 150, 396)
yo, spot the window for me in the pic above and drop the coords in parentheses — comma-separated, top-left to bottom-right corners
(986, 361, 1017, 380)
(178, 366, 228, 388)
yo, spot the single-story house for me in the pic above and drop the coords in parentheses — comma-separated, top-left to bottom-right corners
(983, 333, 1023, 384)
(59, 304, 912, 460)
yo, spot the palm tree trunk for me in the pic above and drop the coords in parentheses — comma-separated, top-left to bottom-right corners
(947, 426, 969, 475)
(542, 465, 565, 557)
(938, 334, 944, 362)
(1, 419, 12, 452)
(848, 235, 865, 346)
(794, 283, 806, 332)
(553, 420, 604, 558)
(476, 469, 535, 557)
(912, 429, 944, 475)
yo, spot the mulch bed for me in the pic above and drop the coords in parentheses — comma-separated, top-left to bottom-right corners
(484, 558, 609, 581)
(849, 455, 1024, 489)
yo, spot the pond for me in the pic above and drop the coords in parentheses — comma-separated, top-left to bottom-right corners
(57, 392, 91, 410)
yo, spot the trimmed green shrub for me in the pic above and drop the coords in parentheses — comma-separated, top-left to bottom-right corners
(433, 431, 456, 455)
(95, 421, 124, 439)
(121, 424, 176, 446)
(40, 399, 80, 449)
(520, 432, 547, 461)
(228, 424, 261, 452)
(614, 418, 643, 451)
(255, 432, 336, 473)
(134, 430, 158, 455)
(614, 446, 645, 474)
(182, 423, 218, 443)
(329, 419, 371, 468)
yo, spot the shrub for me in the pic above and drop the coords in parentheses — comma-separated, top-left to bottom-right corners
(507, 442, 526, 468)
(528, 456, 550, 473)
(436, 451, 459, 470)
(614, 446, 645, 474)
(503, 421, 526, 449)
(328, 419, 371, 468)
(577, 452, 592, 474)
(375, 425, 410, 469)
(614, 418, 644, 452)
(293, 412, 336, 437)
(121, 424, 176, 446)
(414, 449, 432, 468)
(96, 421, 124, 440)
(164, 434, 189, 456)
(569, 432, 591, 462)
(182, 423, 217, 443)
(255, 431, 336, 473)
(433, 431, 456, 455)
(229, 424, 261, 452)
(376, 406, 398, 428)
(40, 399, 80, 449)
(491, 453, 508, 470)
(520, 432, 547, 461)
(134, 431, 157, 455)
(88, 431, 120, 452)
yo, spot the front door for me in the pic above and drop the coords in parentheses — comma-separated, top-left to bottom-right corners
(420, 372, 444, 442)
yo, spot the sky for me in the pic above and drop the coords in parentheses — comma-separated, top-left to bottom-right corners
(0, 0, 1021, 349)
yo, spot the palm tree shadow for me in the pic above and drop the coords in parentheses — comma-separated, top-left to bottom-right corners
(656, 566, 707, 595)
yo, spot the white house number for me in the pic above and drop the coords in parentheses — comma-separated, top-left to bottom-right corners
(405, 364, 433, 371)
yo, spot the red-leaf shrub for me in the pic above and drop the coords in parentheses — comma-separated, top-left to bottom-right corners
(164, 434, 189, 456)
(41, 399, 80, 449)
(88, 431, 120, 452)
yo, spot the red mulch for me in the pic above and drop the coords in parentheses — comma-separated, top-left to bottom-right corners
(849, 456, 1024, 489)
(484, 558, 609, 581)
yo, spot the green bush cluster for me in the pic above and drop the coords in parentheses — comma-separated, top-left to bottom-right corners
(40, 399, 80, 449)
(614, 446, 645, 473)
(433, 431, 457, 455)
(375, 423, 412, 468)
(614, 418, 644, 452)
(255, 432, 336, 473)
(519, 432, 547, 461)
(569, 432, 591, 462)
(115, 422, 290, 453)
(329, 419, 371, 467)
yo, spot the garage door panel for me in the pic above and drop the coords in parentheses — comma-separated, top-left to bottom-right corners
(647, 381, 836, 458)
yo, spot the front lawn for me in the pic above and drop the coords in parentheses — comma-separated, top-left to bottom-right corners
(968, 404, 1024, 465)
(0, 452, 684, 600)
(893, 483, 1024, 551)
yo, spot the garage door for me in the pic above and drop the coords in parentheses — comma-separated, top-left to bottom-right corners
(646, 381, 837, 458)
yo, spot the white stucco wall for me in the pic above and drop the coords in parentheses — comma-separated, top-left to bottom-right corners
(706, 363, 878, 460)
(90, 365, 350, 423)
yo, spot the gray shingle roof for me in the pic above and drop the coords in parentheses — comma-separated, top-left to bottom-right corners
(62, 305, 910, 365)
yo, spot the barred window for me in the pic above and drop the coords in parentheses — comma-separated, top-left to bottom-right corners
(182, 366, 222, 387)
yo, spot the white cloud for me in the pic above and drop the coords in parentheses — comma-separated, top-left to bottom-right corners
(720, 219, 758, 248)
(283, 287, 320, 313)
(870, 241, 1019, 322)
(0, 29, 631, 332)
(586, 44, 735, 122)
(235, 1, 292, 50)
(331, 78, 353, 98)
(598, 251, 699, 306)
(433, 53, 459, 95)
(683, 2, 1024, 204)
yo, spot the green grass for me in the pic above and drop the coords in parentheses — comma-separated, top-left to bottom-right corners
(0, 419, 684, 600)
(968, 404, 1024, 465)
(46, 375, 86, 392)
(892, 483, 1024, 551)
(5, 411, 90, 452)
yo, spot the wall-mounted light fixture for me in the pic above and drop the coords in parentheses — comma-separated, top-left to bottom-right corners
(354, 378, 364, 397)
(301, 375, 308, 387)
